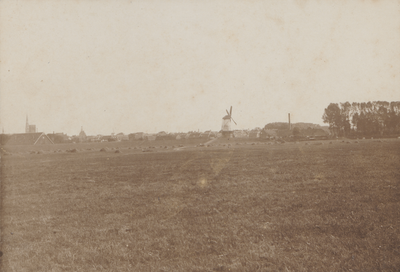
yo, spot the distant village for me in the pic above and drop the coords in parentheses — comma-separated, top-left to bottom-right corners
(0, 115, 330, 146)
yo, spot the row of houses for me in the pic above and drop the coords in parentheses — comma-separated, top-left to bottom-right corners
(1, 127, 329, 146)
(1, 130, 259, 146)
(128, 131, 219, 141)
(132, 130, 275, 140)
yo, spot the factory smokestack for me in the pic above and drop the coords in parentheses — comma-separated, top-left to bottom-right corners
(288, 113, 291, 130)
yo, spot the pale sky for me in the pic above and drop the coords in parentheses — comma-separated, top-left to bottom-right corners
(1, 0, 399, 135)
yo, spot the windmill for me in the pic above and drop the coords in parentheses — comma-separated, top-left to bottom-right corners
(221, 106, 237, 137)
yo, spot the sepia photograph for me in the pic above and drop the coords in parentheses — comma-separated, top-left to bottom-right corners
(1, 0, 399, 271)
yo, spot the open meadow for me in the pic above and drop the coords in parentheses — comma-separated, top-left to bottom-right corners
(1, 139, 399, 271)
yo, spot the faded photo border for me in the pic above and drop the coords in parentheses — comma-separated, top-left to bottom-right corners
(1, 1, 399, 271)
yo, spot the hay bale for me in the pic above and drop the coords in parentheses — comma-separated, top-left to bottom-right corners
(37, 150, 43, 154)
(100, 148, 107, 152)
(115, 150, 121, 153)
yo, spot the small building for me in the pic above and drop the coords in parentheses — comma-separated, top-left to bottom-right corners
(129, 132, 144, 140)
(87, 135, 101, 142)
(175, 133, 188, 140)
(248, 130, 260, 138)
(188, 132, 202, 138)
(116, 133, 129, 141)
(144, 134, 156, 141)
(6, 132, 54, 145)
(156, 131, 168, 137)
(200, 131, 212, 138)
(233, 130, 248, 138)
(101, 135, 115, 142)
(155, 131, 176, 140)
(135, 132, 145, 140)
(301, 128, 329, 137)
(262, 129, 278, 138)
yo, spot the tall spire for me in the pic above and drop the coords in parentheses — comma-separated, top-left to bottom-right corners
(25, 114, 29, 133)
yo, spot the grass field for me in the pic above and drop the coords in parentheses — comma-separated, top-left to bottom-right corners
(1, 139, 399, 271)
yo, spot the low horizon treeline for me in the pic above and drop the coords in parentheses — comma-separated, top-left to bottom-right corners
(322, 101, 400, 136)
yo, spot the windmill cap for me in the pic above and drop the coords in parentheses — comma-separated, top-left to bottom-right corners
(223, 115, 231, 120)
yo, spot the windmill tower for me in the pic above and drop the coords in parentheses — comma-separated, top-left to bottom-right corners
(221, 106, 237, 137)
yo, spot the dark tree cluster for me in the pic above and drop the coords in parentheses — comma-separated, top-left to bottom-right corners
(264, 122, 290, 130)
(322, 101, 400, 137)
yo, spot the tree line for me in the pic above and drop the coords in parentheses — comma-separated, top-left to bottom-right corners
(322, 101, 400, 137)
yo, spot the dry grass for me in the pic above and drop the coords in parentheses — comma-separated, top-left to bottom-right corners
(1, 139, 399, 271)
(1, 138, 207, 154)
